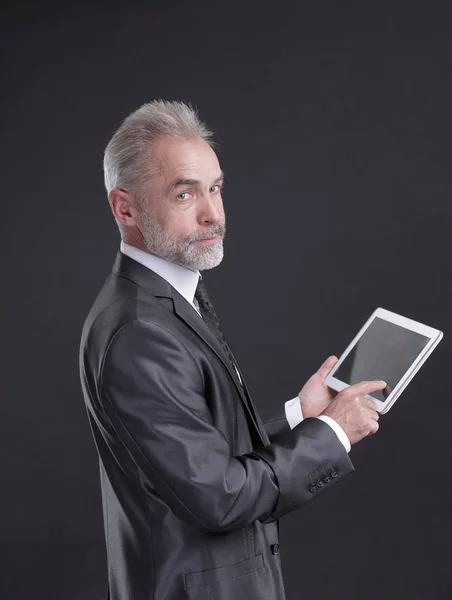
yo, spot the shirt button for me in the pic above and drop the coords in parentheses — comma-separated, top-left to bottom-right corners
(271, 543, 280, 555)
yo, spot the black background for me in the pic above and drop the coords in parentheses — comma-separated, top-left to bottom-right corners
(1, 1, 451, 598)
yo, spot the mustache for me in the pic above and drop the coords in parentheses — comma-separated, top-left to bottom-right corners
(189, 223, 226, 243)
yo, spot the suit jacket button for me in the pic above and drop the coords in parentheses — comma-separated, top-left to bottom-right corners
(271, 543, 279, 555)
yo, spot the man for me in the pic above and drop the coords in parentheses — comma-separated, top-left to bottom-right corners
(79, 100, 383, 600)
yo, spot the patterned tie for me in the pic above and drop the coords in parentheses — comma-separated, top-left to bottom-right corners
(194, 279, 263, 446)
(194, 279, 243, 382)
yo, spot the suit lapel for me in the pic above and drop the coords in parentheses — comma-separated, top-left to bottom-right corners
(172, 292, 269, 447)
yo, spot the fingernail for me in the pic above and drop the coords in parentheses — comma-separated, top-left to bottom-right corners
(380, 380, 387, 386)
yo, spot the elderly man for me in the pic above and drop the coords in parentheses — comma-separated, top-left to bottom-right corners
(79, 100, 383, 600)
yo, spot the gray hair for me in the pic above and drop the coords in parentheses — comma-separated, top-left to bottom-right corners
(103, 99, 216, 207)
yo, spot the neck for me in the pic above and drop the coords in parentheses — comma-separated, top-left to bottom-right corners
(121, 230, 149, 253)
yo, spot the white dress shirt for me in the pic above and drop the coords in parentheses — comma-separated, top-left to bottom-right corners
(120, 241, 351, 453)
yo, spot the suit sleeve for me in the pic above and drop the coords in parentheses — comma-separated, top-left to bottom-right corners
(101, 319, 354, 533)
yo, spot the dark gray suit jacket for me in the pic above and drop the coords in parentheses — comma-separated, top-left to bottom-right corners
(79, 252, 354, 600)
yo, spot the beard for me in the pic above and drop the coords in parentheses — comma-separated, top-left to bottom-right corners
(139, 208, 226, 272)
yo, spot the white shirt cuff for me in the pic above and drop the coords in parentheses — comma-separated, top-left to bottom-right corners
(285, 397, 351, 453)
(317, 415, 351, 453)
(285, 396, 304, 429)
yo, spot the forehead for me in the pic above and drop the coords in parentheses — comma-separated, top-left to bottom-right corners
(150, 135, 220, 180)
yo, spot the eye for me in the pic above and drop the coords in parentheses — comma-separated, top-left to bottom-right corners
(210, 184, 223, 193)
(177, 192, 191, 201)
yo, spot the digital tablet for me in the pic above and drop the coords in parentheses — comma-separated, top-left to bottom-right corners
(325, 307, 443, 414)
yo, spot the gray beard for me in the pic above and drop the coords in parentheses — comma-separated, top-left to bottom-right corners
(140, 209, 225, 272)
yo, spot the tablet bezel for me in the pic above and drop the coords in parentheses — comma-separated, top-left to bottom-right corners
(325, 307, 443, 413)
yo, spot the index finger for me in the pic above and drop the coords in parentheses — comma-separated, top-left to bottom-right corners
(346, 379, 387, 396)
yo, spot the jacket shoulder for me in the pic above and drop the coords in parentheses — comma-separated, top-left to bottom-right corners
(79, 270, 175, 372)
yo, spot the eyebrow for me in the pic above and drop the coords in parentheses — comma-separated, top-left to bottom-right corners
(169, 170, 225, 190)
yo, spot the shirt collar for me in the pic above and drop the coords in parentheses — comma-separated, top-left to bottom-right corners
(120, 241, 201, 307)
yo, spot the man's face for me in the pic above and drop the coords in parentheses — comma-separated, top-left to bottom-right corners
(137, 135, 226, 271)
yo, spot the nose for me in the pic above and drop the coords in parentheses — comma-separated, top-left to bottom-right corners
(198, 192, 223, 225)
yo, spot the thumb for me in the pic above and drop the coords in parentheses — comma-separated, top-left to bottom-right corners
(319, 355, 338, 376)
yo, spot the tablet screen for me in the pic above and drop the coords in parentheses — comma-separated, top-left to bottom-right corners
(333, 317, 430, 401)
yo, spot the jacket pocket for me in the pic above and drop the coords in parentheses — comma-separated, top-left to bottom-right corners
(185, 553, 264, 590)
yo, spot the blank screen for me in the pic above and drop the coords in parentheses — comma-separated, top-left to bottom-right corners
(333, 317, 430, 402)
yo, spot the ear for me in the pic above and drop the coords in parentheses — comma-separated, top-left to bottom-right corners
(108, 189, 140, 227)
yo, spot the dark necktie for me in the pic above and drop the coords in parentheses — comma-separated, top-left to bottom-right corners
(194, 279, 242, 384)
(194, 279, 263, 446)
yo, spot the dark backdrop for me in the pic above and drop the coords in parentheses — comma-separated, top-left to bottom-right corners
(1, 1, 451, 599)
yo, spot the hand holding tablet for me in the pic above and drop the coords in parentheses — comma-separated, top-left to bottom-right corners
(325, 308, 443, 414)
(322, 379, 386, 445)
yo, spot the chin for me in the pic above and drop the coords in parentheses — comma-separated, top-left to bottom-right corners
(190, 246, 224, 271)
(198, 257, 223, 271)
(180, 238, 223, 271)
